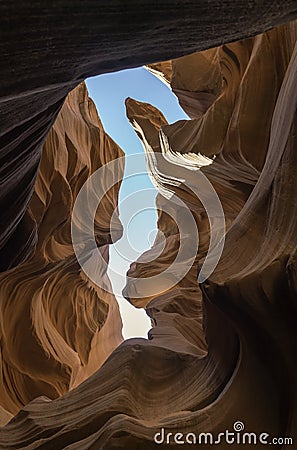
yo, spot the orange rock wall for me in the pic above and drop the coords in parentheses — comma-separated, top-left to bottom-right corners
(0, 15, 297, 450)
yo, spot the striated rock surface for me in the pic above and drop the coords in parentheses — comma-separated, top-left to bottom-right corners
(1, 2, 297, 272)
(0, 82, 124, 421)
(0, 19, 296, 450)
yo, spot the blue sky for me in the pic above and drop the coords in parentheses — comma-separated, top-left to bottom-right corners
(86, 67, 188, 339)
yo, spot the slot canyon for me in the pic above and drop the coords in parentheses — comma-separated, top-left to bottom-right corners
(0, 2, 297, 449)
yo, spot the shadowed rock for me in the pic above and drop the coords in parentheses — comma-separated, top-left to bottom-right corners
(0, 19, 296, 449)
(0, 3, 297, 449)
(0, 83, 123, 419)
(1, 1, 297, 269)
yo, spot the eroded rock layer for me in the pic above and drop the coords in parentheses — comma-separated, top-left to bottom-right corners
(0, 19, 296, 450)
(0, 83, 123, 420)
(1, 1, 297, 272)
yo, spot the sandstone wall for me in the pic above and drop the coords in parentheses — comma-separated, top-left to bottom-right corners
(1, 2, 296, 272)
(0, 83, 123, 420)
(0, 19, 296, 449)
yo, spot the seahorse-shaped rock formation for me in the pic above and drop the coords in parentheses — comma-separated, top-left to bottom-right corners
(1, 1, 296, 274)
(0, 18, 296, 449)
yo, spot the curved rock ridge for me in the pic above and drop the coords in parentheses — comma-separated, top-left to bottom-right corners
(0, 82, 124, 420)
(122, 95, 257, 356)
(0, 20, 297, 450)
(1, 2, 297, 271)
(149, 23, 297, 172)
(126, 19, 297, 445)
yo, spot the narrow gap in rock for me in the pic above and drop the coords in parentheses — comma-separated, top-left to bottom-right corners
(86, 67, 188, 339)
